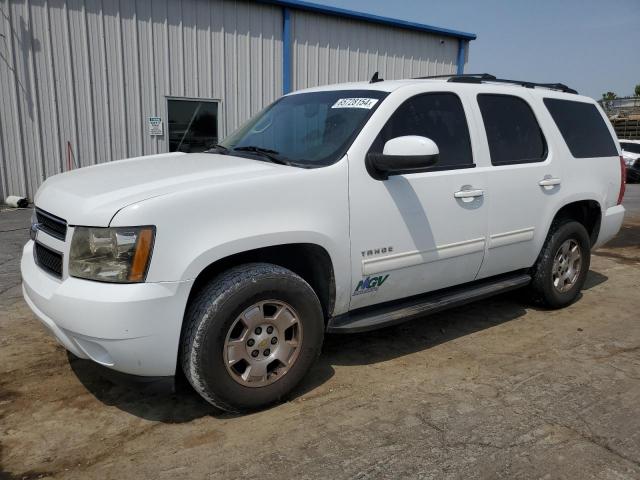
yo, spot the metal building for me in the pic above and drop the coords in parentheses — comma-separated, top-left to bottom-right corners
(0, 0, 476, 199)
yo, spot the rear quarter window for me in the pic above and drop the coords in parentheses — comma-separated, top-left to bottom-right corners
(543, 98, 618, 158)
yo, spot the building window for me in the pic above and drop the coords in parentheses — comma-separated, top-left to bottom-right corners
(477, 94, 547, 165)
(167, 98, 219, 152)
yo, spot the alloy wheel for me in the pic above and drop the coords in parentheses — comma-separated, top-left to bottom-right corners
(223, 300, 303, 387)
(552, 239, 582, 293)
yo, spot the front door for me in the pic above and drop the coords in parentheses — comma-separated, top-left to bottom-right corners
(348, 91, 489, 309)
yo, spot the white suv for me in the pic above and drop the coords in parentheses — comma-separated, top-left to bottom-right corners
(22, 74, 626, 412)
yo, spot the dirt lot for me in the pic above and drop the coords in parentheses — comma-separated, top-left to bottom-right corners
(1, 186, 639, 480)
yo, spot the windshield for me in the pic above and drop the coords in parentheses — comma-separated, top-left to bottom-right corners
(218, 90, 388, 167)
(621, 142, 640, 154)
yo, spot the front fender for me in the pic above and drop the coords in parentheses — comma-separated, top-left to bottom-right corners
(181, 230, 339, 281)
(110, 161, 352, 314)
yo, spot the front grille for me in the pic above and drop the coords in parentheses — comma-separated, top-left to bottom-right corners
(36, 208, 67, 241)
(34, 243, 63, 278)
(634, 158, 640, 169)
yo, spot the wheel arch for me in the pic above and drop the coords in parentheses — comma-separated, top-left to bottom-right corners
(185, 243, 336, 322)
(549, 198, 602, 246)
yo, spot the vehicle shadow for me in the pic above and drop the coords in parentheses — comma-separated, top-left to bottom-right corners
(582, 270, 608, 290)
(322, 290, 528, 368)
(68, 270, 608, 422)
(67, 354, 215, 421)
(67, 352, 336, 421)
(599, 219, 640, 249)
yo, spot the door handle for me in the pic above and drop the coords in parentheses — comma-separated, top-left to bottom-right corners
(538, 177, 561, 187)
(454, 189, 484, 199)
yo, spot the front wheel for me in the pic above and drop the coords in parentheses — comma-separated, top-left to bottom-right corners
(528, 220, 591, 309)
(180, 263, 324, 412)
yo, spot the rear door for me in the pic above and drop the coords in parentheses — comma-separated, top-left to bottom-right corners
(473, 92, 563, 279)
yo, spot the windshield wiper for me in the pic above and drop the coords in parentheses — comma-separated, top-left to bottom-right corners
(205, 144, 230, 154)
(232, 146, 293, 166)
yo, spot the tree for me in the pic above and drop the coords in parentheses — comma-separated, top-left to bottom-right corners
(635, 84, 640, 97)
(600, 91, 618, 114)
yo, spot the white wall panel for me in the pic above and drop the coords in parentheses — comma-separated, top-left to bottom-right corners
(0, 0, 464, 199)
(291, 10, 459, 91)
(0, 0, 283, 198)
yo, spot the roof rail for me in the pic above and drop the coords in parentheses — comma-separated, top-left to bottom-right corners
(415, 73, 578, 94)
(416, 73, 496, 81)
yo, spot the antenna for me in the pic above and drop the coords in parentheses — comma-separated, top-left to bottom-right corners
(370, 72, 384, 84)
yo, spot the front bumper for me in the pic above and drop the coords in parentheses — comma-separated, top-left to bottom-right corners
(593, 204, 625, 249)
(21, 240, 193, 376)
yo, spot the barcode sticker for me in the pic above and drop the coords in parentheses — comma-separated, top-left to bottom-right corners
(331, 98, 379, 109)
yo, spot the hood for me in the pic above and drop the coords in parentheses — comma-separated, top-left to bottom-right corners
(34, 152, 286, 226)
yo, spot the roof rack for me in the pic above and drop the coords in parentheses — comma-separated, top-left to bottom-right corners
(417, 73, 497, 80)
(415, 73, 578, 94)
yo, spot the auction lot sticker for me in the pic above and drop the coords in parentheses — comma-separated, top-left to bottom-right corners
(332, 98, 379, 109)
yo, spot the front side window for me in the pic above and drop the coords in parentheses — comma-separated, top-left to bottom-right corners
(543, 98, 617, 158)
(369, 92, 474, 170)
(219, 90, 388, 167)
(168, 99, 219, 153)
(478, 94, 547, 165)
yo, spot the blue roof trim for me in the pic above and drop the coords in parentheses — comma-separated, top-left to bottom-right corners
(283, 7, 292, 94)
(257, 0, 477, 41)
(456, 40, 466, 75)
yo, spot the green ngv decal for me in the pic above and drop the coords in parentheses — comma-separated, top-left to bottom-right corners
(353, 274, 390, 295)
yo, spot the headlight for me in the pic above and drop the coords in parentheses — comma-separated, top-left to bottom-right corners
(69, 226, 155, 283)
(623, 156, 635, 166)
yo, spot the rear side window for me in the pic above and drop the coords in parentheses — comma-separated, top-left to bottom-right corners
(543, 98, 617, 158)
(370, 92, 474, 170)
(478, 94, 547, 165)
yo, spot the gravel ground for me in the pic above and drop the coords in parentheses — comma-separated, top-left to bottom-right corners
(1, 186, 639, 480)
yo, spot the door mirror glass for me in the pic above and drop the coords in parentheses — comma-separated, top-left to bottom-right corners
(367, 135, 439, 180)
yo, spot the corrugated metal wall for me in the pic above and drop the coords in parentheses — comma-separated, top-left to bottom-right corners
(0, 0, 282, 199)
(290, 10, 460, 90)
(0, 0, 466, 199)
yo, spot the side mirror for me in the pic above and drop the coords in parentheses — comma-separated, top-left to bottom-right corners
(366, 136, 440, 180)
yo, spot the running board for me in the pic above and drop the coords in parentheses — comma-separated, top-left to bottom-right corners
(327, 273, 531, 334)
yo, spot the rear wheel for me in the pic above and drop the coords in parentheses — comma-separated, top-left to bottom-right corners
(181, 263, 324, 412)
(528, 220, 591, 308)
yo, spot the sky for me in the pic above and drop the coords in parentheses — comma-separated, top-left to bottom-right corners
(315, 0, 640, 100)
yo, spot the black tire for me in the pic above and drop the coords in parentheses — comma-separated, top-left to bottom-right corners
(528, 220, 591, 309)
(180, 263, 324, 412)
